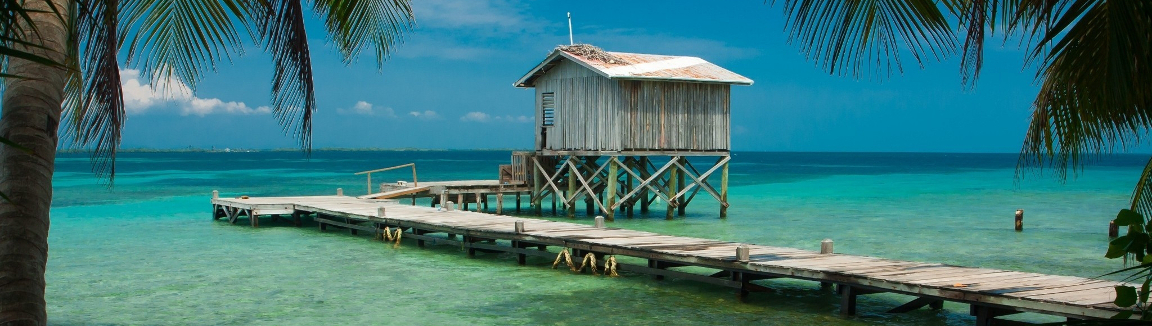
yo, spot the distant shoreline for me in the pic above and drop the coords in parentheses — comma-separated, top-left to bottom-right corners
(57, 148, 527, 154)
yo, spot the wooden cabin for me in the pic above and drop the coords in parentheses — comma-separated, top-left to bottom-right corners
(514, 45, 753, 154)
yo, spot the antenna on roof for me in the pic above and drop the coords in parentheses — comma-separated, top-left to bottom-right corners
(567, 12, 573, 45)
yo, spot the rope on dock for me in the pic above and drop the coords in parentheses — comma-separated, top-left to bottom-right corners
(552, 248, 574, 270)
(604, 256, 619, 277)
(579, 253, 599, 275)
(378, 226, 402, 247)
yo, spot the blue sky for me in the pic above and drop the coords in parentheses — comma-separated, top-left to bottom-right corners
(118, 1, 1042, 152)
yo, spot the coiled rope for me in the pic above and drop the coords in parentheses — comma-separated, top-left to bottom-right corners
(553, 249, 618, 276)
(374, 226, 403, 248)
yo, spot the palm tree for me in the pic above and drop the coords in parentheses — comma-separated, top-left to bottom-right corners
(0, 0, 413, 324)
(772, 0, 1150, 317)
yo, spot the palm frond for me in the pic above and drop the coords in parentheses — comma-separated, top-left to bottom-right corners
(61, 0, 124, 183)
(251, 0, 315, 151)
(311, 0, 414, 68)
(1, 0, 66, 80)
(1017, 0, 1152, 179)
(120, 0, 249, 91)
(773, 0, 956, 80)
(1130, 156, 1152, 219)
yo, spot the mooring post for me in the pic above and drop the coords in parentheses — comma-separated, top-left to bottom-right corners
(445, 201, 455, 212)
(606, 158, 618, 221)
(736, 244, 750, 262)
(1015, 209, 1024, 231)
(377, 207, 386, 218)
(497, 193, 504, 215)
(336, 188, 343, 196)
(1110, 221, 1119, 238)
(212, 190, 219, 199)
(515, 220, 525, 234)
(821, 239, 834, 289)
(720, 161, 729, 218)
(595, 216, 605, 228)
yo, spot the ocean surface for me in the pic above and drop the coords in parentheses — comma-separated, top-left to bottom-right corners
(46, 151, 1146, 325)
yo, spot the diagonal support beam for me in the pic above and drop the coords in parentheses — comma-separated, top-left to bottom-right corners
(612, 159, 677, 210)
(670, 156, 730, 207)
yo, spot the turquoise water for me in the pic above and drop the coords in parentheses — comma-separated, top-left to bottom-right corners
(47, 151, 1144, 325)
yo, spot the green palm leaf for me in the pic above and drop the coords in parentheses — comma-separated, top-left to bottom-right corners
(62, 0, 125, 183)
(312, 0, 413, 67)
(120, 0, 249, 90)
(251, 0, 315, 151)
(774, 0, 956, 80)
(1017, 0, 1152, 181)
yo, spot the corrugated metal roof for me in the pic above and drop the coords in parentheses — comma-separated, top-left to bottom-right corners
(514, 47, 754, 87)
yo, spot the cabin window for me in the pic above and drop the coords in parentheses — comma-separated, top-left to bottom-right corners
(541, 92, 555, 126)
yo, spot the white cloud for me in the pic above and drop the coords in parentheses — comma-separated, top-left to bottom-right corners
(460, 111, 491, 122)
(120, 68, 270, 116)
(338, 100, 396, 117)
(409, 110, 440, 120)
(460, 112, 532, 123)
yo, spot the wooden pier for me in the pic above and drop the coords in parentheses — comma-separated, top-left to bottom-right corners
(211, 194, 1133, 324)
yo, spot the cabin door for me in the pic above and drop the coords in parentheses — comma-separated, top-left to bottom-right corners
(539, 92, 555, 150)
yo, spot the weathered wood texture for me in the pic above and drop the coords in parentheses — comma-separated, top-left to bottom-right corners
(212, 196, 1132, 321)
(534, 60, 730, 152)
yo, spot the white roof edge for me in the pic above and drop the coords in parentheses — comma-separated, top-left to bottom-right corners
(514, 49, 754, 87)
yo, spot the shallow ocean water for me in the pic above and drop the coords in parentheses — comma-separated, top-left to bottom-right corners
(46, 151, 1143, 325)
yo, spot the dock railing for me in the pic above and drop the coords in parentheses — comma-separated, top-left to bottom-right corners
(511, 151, 532, 184)
(354, 163, 418, 195)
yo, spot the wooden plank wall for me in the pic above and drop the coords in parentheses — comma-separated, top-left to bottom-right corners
(534, 59, 731, 152)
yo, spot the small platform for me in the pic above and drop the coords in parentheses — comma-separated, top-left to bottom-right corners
(212, 195, 1135, 324)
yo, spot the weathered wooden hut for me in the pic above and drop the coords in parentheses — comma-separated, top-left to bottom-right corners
(511, 45, 752, 220)
(514, 45, 753, 153)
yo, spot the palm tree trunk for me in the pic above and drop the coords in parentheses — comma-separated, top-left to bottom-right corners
(0, 0, 70, 324)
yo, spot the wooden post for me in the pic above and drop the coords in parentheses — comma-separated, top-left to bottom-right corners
(677, 164, 686, 216)
(585, 197, 594, 217)
(640, 157, 650, 214)
(551, 192, 557, 216)
(482, 193, 488, 211)
(212, 190, 219, 199)
(667, 158, 678, 220)
(567, 163, 577, 218)
(377, 207, 386, 217)
(475, 193, 482, 212)
(720, 161, 729, 218)
(532, 158, 543, 216)
(458, 194, 464, 211)
(440, 191, 447, 210)
(516, 192, 521, 213)
(820, 239, 834, 289)
(595, 216, 605, 228)
(366, 172, 372, 195)
(736, 244, 749, 262)
(497, 193, 504, 215)
(514, 220, 525, 233)
(336, 188, 343, 196)
(625, 159, 635, 218)
(1110, 221, 1120, 238)
(606, 158, 618, 221)
(1015, 209, 1024, 231)
(445, 201, 454, 212)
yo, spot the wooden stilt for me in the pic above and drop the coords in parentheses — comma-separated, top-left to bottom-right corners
(482, 193, 488, 211)
(567, 162, 577, 218)
(515, 192, 521, 213)
(475, 193, 482, 212)
(551, 192, 557, 215)
(532, 157, 543, 216)
(667, 158, 678, 220)
(677, 162, 686, 216)
(720, 160, 729, 218)
(457, 194, 464, 211)
(640, 157, 650, 214)
(606, 158, 618, 221)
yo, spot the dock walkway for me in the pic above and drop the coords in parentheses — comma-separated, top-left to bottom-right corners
(211, 195, 1130, 324)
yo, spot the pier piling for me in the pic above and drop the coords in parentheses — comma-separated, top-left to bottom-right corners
(1015, 209, 1024, 231)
